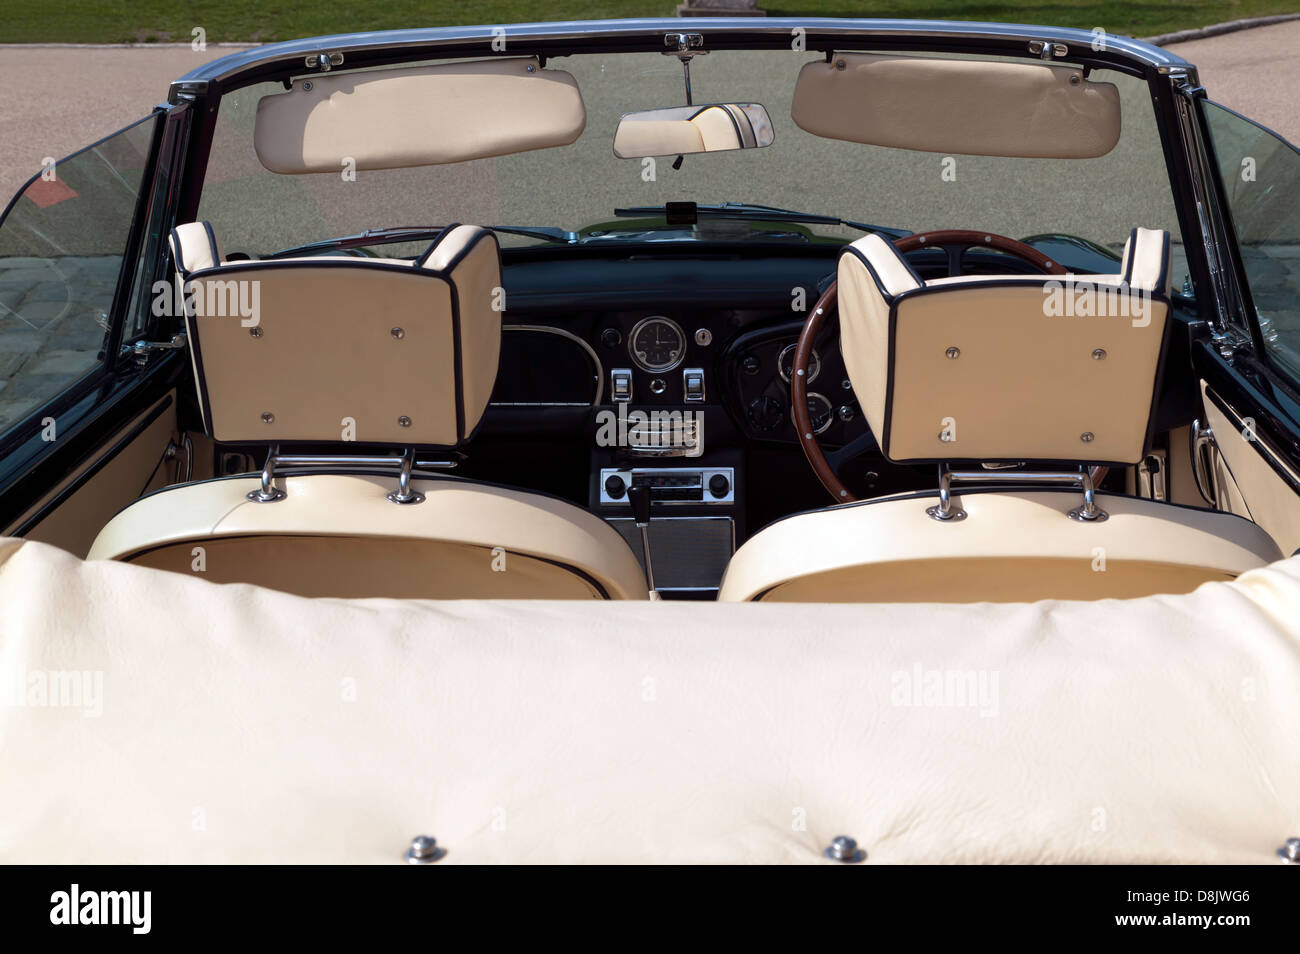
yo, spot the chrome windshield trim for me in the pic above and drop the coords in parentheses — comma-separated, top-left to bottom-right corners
(171, 17, 1191, 91)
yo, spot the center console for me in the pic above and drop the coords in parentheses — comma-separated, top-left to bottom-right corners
(590, 403, 743, 599)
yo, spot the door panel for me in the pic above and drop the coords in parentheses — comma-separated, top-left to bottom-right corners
(1200, 382, 1300, 556)
(1195, 100, 1300, 553)
(7, 392, 179, 556)
(0, 107, 193, 552)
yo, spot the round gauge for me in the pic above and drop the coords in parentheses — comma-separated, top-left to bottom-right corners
(806, 392, 834, 435)
(628, 317, 687, 372)
(747, 395, 785, 432)
(778, 343, 820, 384)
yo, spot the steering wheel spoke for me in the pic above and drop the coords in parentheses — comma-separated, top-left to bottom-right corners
(824, 429, 880, 473)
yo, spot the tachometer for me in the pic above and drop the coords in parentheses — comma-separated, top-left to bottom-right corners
(629, 316, 686, 372)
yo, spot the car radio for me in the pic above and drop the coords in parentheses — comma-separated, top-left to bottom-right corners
(598, 466, 734, 506)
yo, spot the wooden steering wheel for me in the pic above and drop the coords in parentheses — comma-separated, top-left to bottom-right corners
(792, 230, 1069, 503)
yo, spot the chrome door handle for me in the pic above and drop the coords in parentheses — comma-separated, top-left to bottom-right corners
(1190, 418, 1219, 508)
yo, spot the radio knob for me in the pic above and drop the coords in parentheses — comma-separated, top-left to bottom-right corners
(708, 473, 730, 499)
(604, 474, 627, 499)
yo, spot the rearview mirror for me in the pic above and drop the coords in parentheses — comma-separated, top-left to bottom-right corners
(613, 103, 773, 159)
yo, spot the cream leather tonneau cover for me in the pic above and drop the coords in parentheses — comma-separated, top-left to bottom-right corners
(1, 537, 1298, 863)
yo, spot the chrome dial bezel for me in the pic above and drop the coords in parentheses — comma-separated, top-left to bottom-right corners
(806, 391, 834, 435)
(778, 342, 820, 384)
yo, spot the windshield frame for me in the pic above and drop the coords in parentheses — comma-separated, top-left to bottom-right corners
(174, 18, 1213, 306)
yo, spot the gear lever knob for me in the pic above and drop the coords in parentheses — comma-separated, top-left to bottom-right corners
(628, 483, 652, 527)
(625, 483, 656, 594)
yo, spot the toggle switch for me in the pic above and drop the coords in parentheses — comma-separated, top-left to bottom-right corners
(682, 367, 705, 403)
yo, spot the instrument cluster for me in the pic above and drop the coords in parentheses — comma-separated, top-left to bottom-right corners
(723, 321, 868, 448)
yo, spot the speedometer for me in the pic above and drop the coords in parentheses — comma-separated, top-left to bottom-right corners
(629, 316, 686, 372)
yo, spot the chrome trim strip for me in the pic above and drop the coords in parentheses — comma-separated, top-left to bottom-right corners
(172, 17, 1190, 89)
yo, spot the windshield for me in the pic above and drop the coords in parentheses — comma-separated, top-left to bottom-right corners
(198, 49, 1188, 277)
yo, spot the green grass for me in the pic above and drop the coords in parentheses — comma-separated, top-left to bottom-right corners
(0, 0, 1298, 44)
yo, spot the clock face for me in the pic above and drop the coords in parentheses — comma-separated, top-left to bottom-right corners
(629, 317, 686, 372)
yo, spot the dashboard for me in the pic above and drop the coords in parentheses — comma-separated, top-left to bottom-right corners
(487, 250, 870, 447)
(468, 244, 1065, 594)
(454, 236, 1148, 596)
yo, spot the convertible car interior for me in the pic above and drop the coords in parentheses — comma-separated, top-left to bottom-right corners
(4, 28, 1296, 609)
(3, 17, 1300, 868)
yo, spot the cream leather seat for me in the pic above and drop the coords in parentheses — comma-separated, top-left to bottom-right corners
(719, 228, 1282, 602)
(88, 222, 648, 600)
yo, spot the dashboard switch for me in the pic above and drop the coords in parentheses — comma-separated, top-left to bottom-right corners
(611, 368, 633, 403)
(604, 474, 627, 499)
(708, 473, 730, 499)
(683, 367, 705, 403)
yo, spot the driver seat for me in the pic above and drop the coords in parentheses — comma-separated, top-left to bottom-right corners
(718, 228, 1282, 602)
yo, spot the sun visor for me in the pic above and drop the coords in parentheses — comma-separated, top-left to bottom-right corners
(792, 53, 1120, 158)
(254, 57, 586, 173)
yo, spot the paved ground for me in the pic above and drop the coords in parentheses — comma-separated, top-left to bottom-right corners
(1167, 20, 1300, 143)
(0, 46, 245, 202)
(0, 24, 1296, 429)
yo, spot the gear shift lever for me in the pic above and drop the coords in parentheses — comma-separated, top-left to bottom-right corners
(626, 483, 656, 594)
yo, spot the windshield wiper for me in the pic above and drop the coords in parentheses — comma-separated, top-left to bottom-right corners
(267, 224, 575, 259)
(613, 202, 909, 239)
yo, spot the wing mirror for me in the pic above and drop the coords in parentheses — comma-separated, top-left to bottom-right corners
(613, 103, 774, 159)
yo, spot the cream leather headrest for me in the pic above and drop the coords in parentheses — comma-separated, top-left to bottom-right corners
(837, 229, 1171, 465)
(254, 57, 586, 174)
(169, 221, 223, 275)
(173, 223, 502, 448)
(792, 53, 1121, 159)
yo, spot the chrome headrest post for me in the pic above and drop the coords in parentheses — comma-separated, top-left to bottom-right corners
(926, 464, 1108, 523)
(247, 445, 287, 502)
(925, 464, 967, 522)
(386, 448, 425, 505)
(245, 448, 443, 504)
(1067, 469, 1108, 522)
